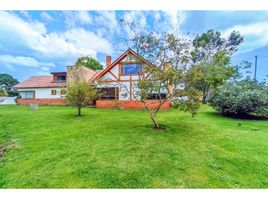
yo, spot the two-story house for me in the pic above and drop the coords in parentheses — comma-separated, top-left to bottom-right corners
(15, 48, 170, 109)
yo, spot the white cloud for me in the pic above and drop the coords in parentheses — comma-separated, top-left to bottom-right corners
(153, 12, 161, 21)
(122, 11, 148, 37)
(122, 11, 187, 37)
(163, 11, 186, 33)
(0, 11, 112, 60)
(95, 11, 118, 34)
(0, 55, 55, 68)
(40, 12, 53, 22)
(41, 67, 50, 71)
(124, 11, 147, 28)
(19, 11, 31, 21)
(63, 28, 112, 55)
(77, 11, 92, 24)
(63, 11, 92, 28)
(223, 21, 268, 52)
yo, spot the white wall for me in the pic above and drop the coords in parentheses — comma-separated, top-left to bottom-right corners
(97, 54, 146, 100)
(18, 87, 65, 99)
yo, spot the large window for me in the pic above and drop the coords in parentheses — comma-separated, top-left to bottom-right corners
(99, 87, 118, 100)
(121, 64, 142, 75)
(20, 91, 35, 99)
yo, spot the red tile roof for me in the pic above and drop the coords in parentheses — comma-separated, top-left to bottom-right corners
(14, 76, 66, 89)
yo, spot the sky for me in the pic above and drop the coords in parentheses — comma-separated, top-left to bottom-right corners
(0, 10, 268, 81)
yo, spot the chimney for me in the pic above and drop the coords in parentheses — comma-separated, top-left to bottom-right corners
(106, 56, 111, 67)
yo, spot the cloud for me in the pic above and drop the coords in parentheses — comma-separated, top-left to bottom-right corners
(162, 11, 186, 33)
(77, 11, 92, 24)
(223, 21, 268, 52)
(0, 11, 112, 60)
(124, 11, 147, 29)
(121, 11, 187, 37)
(122, 11, 148, 37)
(63, 28, 112, 55)
(0, 54, 55, 68)
(62, 11, 92, 28)
(95, 11, 118, 34)
(19, 11, 31, 21)
(40, 12, 53, 22)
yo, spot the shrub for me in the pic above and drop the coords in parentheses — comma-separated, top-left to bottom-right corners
(208, 80, 268, 117)
(65, 82, 98, 116)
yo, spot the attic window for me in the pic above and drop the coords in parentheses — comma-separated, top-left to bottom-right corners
(121, 64, 142, 75)
(57, 75, 66, 81)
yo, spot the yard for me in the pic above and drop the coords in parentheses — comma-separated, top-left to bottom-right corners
(0, 105, 267, 188)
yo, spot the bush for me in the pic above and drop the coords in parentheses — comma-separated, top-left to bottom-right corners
(208, 80, 268, 117)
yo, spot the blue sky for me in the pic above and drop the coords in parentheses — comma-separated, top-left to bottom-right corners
(0, 10, 268, 81)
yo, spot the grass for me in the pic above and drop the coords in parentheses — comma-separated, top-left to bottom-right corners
(0, 104, 267, 188)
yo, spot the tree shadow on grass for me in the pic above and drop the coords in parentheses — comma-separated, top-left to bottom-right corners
(143, 123, 186, 135)
(205, 111, 268, 121)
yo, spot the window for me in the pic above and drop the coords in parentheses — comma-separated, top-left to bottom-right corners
(51, 90, 57, 95)
(99, 87, 118, 100)
(121, 64, 142, 75)
(60, 90, 66, 95)
(146, 93, 167, 100)
(20, 91, 35, 99)
(57, 75, 66, 81)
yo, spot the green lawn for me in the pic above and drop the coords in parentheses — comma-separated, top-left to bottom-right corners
(0, 105, 267, 188)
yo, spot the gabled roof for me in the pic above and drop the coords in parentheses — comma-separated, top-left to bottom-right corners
(92, 48, 152, 81)
(14, 76, 66, 89)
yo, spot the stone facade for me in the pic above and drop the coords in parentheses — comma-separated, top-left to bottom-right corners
(67, 66, 96, 86)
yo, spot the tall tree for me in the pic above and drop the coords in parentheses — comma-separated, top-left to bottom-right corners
(191, 51, 236, 103)
(75, 56, 103, 70)
(65, 81, 97, 116)
(191, 29, 243, 103)
(0, 74, 19, 96)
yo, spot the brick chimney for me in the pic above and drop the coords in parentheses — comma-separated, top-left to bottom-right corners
(106, 56, 111, 67)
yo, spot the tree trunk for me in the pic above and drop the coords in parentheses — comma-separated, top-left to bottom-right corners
(202, 95, 207, 104)
(150, 113, 160, 129)
(77, 107, 81, 116)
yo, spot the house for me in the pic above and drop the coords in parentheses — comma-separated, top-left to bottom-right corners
(15, 72, 67, 105)
(15, 48, 170, 109)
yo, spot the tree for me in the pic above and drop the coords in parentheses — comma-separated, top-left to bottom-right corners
(0, 74, 19, 96)
(191, 50, 236, 103)
(65, 81, 98, 116)
(191, 30, 243, 103)
(208, 79, 268, 117)
(0, 88, 7, 103)
(114, 20, 202, 129)
(75, 56, 103, 70)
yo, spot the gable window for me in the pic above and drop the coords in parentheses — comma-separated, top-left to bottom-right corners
(121, 64, 142, 75)
(51, 90, 57, 95)
(56, 75, 66, 81)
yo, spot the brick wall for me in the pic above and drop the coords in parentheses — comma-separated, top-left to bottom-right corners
(96, 100, 170, 110)
(16, 98, 65, 106)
